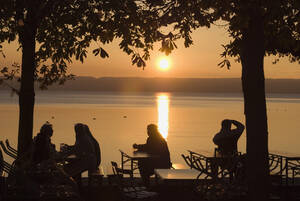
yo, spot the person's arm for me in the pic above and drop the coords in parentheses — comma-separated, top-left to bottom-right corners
(230, 120, 245, 138)
(133, 138, 150, 152)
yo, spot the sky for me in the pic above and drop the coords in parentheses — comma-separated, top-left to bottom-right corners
(2, 25, 300, 79)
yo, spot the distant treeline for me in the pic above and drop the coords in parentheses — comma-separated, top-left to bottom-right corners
(1, 77, 300, 93)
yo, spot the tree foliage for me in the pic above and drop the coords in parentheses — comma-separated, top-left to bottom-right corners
(144, 1, 299, 201)
(0, 0, 178, 89)
(150, 0, 300, 64)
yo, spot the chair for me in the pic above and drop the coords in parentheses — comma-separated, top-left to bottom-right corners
(268, 153, 284, 186)
(5, 140, 18, 156)
(193, 154, 247, 201)
(0, 149, 18, 201)
(0, 141, 17, 160)
(291, 163, 300, 185)
(111, 161, 158, 200)
(181, 154, 193, 169)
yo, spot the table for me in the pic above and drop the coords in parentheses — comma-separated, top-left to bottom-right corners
(119, 149, 157, 173)
(269, 151, 300, 185)
(154, 169, 200, 181)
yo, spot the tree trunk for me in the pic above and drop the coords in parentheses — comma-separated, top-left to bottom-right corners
(17, 8, 37, 159)
(240, 8, 269, 201)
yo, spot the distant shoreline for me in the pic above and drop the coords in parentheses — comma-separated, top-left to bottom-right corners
(1, 77, 300, 94)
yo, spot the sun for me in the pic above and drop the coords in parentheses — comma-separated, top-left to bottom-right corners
(158, 58, 170, 70)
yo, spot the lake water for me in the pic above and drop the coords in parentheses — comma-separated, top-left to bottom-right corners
(0, 90, 300, 174)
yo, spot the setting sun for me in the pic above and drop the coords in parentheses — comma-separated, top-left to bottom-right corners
(158, 58, 170, 70)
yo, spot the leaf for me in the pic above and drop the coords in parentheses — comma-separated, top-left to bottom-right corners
(100, 48, 109, 58)
(225, 60, 231, 69)
(218, 60, 226, 68)
(93, 48, 100, 56)
(1, 67, 8, 73)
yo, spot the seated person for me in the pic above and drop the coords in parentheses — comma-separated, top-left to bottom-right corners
(133, 124, 172, 186)
(32, 122, 57, 164)
(213, 119, 245, 156)
(31, 122, 77, 190)
(83, 124, 101, 169)
(62, 123, 98, 178)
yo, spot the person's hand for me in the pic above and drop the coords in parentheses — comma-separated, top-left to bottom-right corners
(132, 143, 138, 149)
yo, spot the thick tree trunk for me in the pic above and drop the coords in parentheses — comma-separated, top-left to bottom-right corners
(240, 8, 269, 201)
(17, 9, 37, 159)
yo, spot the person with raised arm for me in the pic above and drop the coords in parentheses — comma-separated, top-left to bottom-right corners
(213, 119, 245, 155)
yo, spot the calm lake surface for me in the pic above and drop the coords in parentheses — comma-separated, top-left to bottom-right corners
(1, 90, 299, 174)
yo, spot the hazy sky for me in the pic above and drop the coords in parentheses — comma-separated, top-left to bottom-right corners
(2, 25, 300, 79)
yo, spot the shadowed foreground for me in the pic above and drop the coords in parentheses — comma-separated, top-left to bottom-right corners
(4, 176, 300, 201)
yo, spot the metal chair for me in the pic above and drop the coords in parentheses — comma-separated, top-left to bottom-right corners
(111, 161, 158, 200)
(5, 140, 18, 156)
(0, 141, 17, 160)
(181, 154, 193, 169)
(195, 154, 247, 201)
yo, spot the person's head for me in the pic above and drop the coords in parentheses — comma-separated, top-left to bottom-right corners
(74, 123, 85, 140)
(83, 124, 92, 137)
(221, 119, 231, 132)
(40, 122, 53, 137)
(147, 124, 160, 137)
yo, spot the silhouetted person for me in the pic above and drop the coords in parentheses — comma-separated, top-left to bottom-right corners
(32, 122, 56, 164)
(63, 123, 97, 178)
(133, 124, 171, 186)
(83, 124, 101, 169)
(213, 119, 245, 155)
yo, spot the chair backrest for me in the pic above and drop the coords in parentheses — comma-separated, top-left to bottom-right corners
(111, 161, 134, 178)
(5, 139, 18, 156)
(2, 161, 15, 176)
(0, 149, 15, 176)
(111, 161, 135, 188)
(181, 154, 193, 168)
(111, 161, 118, 175)
(0, 141, 17, 160)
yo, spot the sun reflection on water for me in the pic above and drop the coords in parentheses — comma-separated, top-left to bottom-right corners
(157, 94, 169, 139)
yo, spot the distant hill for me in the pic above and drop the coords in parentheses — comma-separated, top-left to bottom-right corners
(1, 77, 300, 94)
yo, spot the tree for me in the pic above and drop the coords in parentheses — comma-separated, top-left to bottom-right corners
(0, 0, 165, 159)
(150, 1, 300, 201)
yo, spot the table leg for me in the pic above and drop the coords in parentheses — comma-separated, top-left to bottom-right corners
(131, 159, 134, 178)
(121, 154, 124, 170)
